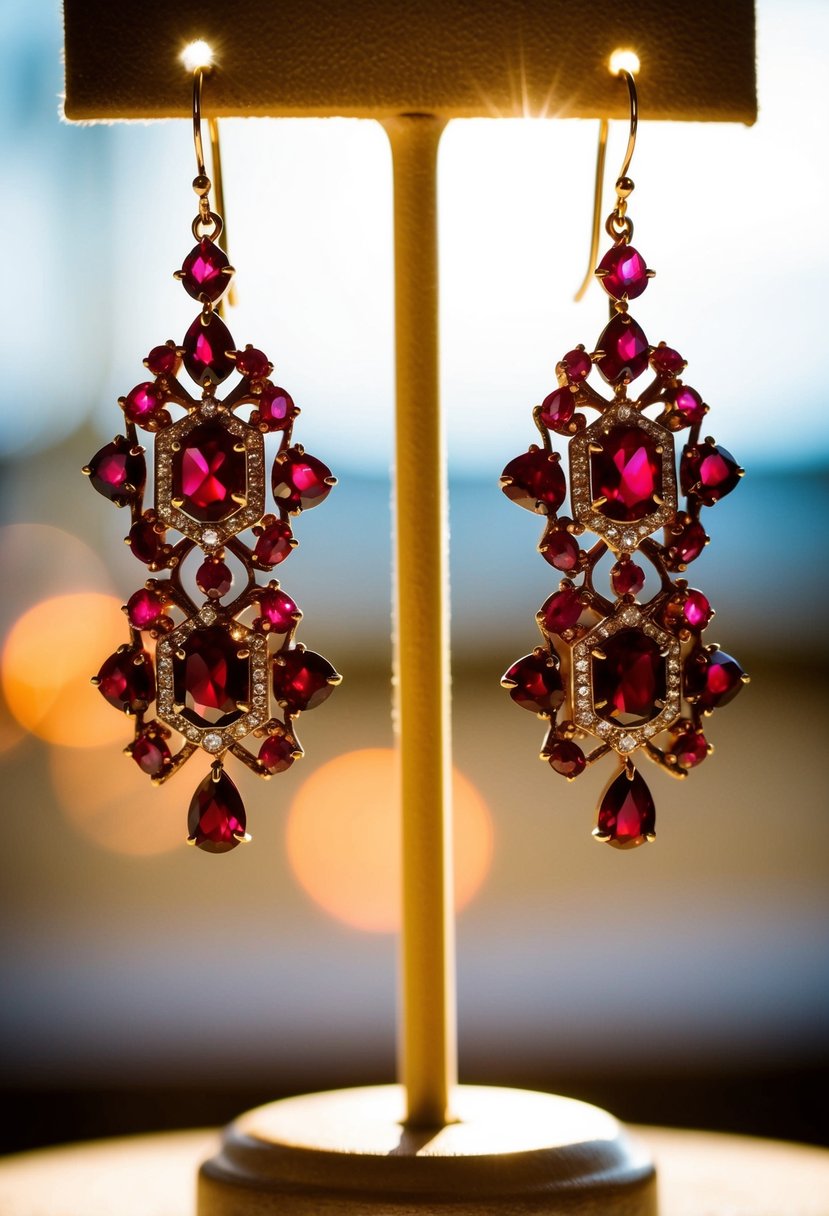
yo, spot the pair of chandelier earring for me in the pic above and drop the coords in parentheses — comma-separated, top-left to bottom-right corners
(84, 65, 746, 855)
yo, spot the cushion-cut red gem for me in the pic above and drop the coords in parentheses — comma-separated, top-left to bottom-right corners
(610, 558, 645, 597)
(561, 348, 592, 381)
(174, 419, 246, 523)
(188, 768, 246, 853)
(597, 243, 650, 300)
(502, 651, 564, 714)
(681, 444, 742, 505)
(593, 629, 666, 727)
(128, 518, 164, 565)
(273, 649, 339, 713)
(685, 648, 745, 711)
(272, 449, 334, 512)
(670, 729, 708, 769)
(591, 425, 661, 521)
(539, 527, 580, 572)
(123, 382, 167, 426)
(650, 345, 685, 376)
(668, 386, 705, 427)
(236, 347, 271, 378)
(596, 767, 655, 849)
(501, 449, 566, 514)
(258, 588, 299, 633)
(254, 519, 295, 566)
(257, 384, 295, 431)
(96, 648, 155, 712)
(87, 438, 145, 506)
(259, 732, 298, 774)
(174, 625, 250, 728)
(546, 738, 586, 778)
(596, 315, 649, 384)
(182, 313, 236, 385)
(132, 727, 172, 777)
(540, 586, 582, 635)
(180, 239, 231, 304)
(667, 519, 707, 567)
(196, 558, 233, 599)
(127, 588, 167, 630)
(539, 386, 575, 431)
(145, 344, 180, 376)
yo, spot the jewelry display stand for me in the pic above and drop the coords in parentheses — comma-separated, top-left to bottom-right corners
(63, 4, 756, 1213)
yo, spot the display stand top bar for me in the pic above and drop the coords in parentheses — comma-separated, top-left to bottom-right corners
(64, 0, 756, 123)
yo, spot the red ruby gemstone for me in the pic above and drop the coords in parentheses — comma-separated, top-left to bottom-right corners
(502, 652, 564, 714)
(123, 381, 166, 426)
(685, 648, 745, 711)
(561, 348, 592, 381)
(128, 518, 164, 565)
(683, 589, 712, 631)
(596, 315, 650, 384)
(258, 384, 295, 430)
(196, 558, 233, 599)
(180, 239, 231, 303)
(273, 649, 339, 713)
(87, 437, 145, 505)
(174, 419, 246, 522)
(236, 347, 271, 379)
(610, 559, 645, 597)
(272, 450, 334, 512)
(539, 527, 580, 572)
(501, 449, 566, 514)
(597, 243, 650, 300)
(681, 444, 741, 505)
(547, 739, 586, 778)
(127, 588, 167, 630)
(539, 386, 575, 431)
(258, 588, 299, 632)
(174, 625, 250, 728)
(259, 732, 297, 774)
(254, 520, 294, 566)
(188, 768, 246, 854)
(96, 648, 155, 712)
(650, 345, 685, 376)
(593, 628, 666, 727)
(669, 386, 705, 427)
(668, 519, 707, 567)
(591, 425, 662, 521)
(670, 729, 708, 770)
(541, 586, 582, 634)
(146, 344, 180, 376)
(596, 767, 655, 849)
(132, 728, 171, 777)
(182, 313, 236, 385)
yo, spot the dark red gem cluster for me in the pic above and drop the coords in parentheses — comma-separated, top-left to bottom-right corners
(86, 231, 339, 853)
(500, 240, 747, 849)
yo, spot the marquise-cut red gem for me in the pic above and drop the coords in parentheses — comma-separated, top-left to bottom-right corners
(182, 313, 236, 385)
(259, 732, 297, 774)
(668, 519, 707, 566)
(123, 382, 166, 425)
(272, 449, 334, 512)
(254, 520, 294, 566)
(611, 559, 645, 597)
(127, 588, 167, 630)
(128, 518, 164, 565)
(87, 438, 145, 505)
(596, 314, 649, 384)
(596, 767, 655, 849)
(174, 419, 246, 522)
(547, 738, 586, 778)
(196, 558, 233, 599)
(670, 729, 708, 770)
(541, 586, 582, 634)
(501, 449, 566, 514)
(236, 347, 270, 378)
(593, 629, 666, 727)
(597, 244, 650, 300)
(502, 652, 564, 714)
(258, 384, 295, 430)
(273, 649, 339, 713)
(174, 625, 250, 728)
(561, 348, 592, 381)
(669, 386, 705, 427)
(685, 648, 745, 711)
(180, 239, 231, 303)
(539, 527, 580, 572)
(591, 425, 662, 521)
(145, 344, 180, 376)
(188, 768, 246, 853)
(539, 386, 575, 431)
(650, 345, 685, 376)
(132, 728, 171, 777)
(96, 648, 155, 712)
(681, 444, 741, 505)
(258, 588, 299, 632)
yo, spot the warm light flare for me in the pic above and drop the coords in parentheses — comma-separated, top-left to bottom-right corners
(181, 40, 215, 72)
(609, 49, 641, 77)
(286, 748, 494, 933)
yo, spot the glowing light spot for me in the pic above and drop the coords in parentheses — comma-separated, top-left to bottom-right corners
(609, 49, 641, 77)
(286, 748, 494, 934)
(181, 40, 215, 72)
(50, 743, 184, 857)
(2, 593, 131, 747)
(0, 524, 112, 632)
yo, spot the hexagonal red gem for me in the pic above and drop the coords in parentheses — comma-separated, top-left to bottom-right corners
(593, 629, 666, 727)
(173, 625, 250, 728)
(173, 419, 246, 523)
(591, 426, 662, 522)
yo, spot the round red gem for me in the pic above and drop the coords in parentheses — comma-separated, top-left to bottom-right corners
(254, 520, 294, 567)
(669, 386, 705, 427)
(596, 315, 650, 384)
(96, 648, 155, 712)
(593, 629, 666, 727)
(685, 648, 745, 711)
(146, 344, 180, 376)
(668, 520, 707, 567)
(502, 651, 564, 714)
(611, 559, 645, 597)
(128, 518, 164, 565)
(259, 732, 297, 774)
(561, 348, 592, 381)
(180, 239, 231, 304)
(670, 729, 708, 770)
(272, 450, 334, 512)
(123, 382, 166, 426)
(273, 649, 339, 713)
(591, 426, 662, 521)
(196, 558, 233, 599)
(501, 449, 566, 514)
(174, 419, 246, 522)
(127, 588, 167, 630)
(540, 586, 582, 635)
(597, 244, 650, 300)
(681, 444, 742, 505)
(132, 728, 171, 777)
(258, 384, 295, 430)
(188, 768, 246, 854)
(650, 345, 685, 376)
(596, 767, 655, 849)
(539, 527, 580, 572)
(547, 739, 586, 778)
(683, 589, 712, 631)
(539, 386, 575, 431)
(182, 313, 236, 385)
(258, 588, 299, 632)
(236, 347, 271, 379)
(87, 438, 145, 505)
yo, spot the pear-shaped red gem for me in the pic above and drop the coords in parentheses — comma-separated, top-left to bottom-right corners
(685, 648, 745, 711)
(272, 449, 334, 512)
(666, 519, 707, 568)
(501, 449, 566, 514)
(188, 767, 247, 853)
(595, 767, 655, 849)
(253, 519, 295, 566)
(595, 315, 649, 384)
(182, 313, 236, 385)
(86, 437, 145, 506)
(180, 239, 231, 303)
(96, 648, 155, 712)
(539, 386, 575, 431)
(597, 244, 650, 300)
(539, 526, 580, 572)
(502, 652, 564, 714)
(540, 586, 582, 635)
(680, 443, 742, 505)
(273, 648, 339, 713)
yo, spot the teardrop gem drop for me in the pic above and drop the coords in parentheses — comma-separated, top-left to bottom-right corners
(594, 766, 655, 850)
(595, 314, 650, 385)
(182, 313, 236, 385)
(187, 768, 247, 853)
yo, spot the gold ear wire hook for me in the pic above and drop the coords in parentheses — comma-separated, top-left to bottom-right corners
(191, 63, 237, 314)
(573, 63, 639, 302)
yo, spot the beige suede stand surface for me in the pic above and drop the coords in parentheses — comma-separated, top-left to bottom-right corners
(62, 4, 757, 1213)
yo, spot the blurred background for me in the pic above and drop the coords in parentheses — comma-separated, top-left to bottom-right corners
(1, 0, 827, 1154)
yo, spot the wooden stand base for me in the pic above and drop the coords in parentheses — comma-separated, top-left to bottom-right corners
(197, 1084, 657, 1214)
